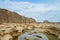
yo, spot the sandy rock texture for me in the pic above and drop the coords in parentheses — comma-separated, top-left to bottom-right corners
(0, 23, 37, 40)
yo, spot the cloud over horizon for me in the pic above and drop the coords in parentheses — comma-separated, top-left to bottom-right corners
(0, 0, 60, 22)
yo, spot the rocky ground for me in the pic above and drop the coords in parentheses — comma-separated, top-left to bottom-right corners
(38, 23, 60, 39)
(0, 23, 38, 40)
(0, 23, 60, 40)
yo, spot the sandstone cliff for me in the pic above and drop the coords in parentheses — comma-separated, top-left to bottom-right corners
(0, 8, 36, 24)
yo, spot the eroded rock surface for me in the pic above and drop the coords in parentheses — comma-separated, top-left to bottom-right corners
(0, 23, 37, 40)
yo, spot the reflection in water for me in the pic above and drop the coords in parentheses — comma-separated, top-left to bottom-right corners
(18, 31, 48, 40)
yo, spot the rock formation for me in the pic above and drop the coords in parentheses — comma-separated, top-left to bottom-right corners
(0, 8, 60, 40)
(0, 8, 36, 40)
(0, 8, 36, 24)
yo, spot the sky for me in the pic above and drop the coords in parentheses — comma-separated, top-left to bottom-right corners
(0, 0, 60, 22)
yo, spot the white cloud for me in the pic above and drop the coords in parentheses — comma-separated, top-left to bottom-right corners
(10, 1, 60, 13)
(0, 0, 60, 13)
(0, 0, 60, 22)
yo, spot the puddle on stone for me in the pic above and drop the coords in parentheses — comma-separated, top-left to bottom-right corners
(18, 31, 48, 40)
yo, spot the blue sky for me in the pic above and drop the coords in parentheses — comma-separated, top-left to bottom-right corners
(10, 0, 50, 3)
(0, 0, 60, 22)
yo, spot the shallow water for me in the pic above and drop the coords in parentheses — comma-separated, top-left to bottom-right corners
(18, 31, 48, 40)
